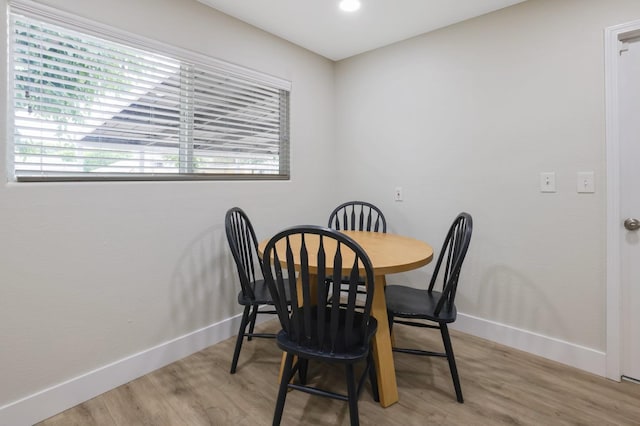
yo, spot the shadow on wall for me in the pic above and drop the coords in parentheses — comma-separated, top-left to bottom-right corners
(461, 264, 567, 340)
(168, 223, 239, 336)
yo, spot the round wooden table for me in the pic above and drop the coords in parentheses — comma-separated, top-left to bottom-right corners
(259, 230, 433, 407)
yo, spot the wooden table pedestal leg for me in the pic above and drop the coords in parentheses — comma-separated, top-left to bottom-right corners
(370, 275, 399, 407)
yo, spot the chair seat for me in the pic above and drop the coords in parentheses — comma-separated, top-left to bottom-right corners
(385, 285, 457, 323)
(238, 279, 291, 306)
(276, 307, 378, 363)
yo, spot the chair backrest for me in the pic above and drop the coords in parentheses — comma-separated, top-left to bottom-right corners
(429, 212, 473, 316)
(328, 201, 387, 233)
(263, 225, 376, 353)
(225, 207, 262, 300)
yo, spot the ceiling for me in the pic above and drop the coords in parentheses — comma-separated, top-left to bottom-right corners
(197, 0, 527, 61)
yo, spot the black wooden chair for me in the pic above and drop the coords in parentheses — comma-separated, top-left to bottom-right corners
(328, 201, 386, 302)
(328, 201, 387, 233)
(385, 212, 473, 403)
(224, 207, 290, 374)
(262, 225, 379, 426)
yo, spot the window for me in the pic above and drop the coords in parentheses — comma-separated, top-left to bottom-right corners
(8, 2, 291, 181)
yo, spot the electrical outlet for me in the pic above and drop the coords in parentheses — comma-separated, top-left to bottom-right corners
(394, 186, 403, 201)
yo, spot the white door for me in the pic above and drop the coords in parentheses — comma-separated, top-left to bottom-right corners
(619, 35, 640, 382)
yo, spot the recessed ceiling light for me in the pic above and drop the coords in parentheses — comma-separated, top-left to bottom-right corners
(339, 0, 361, 13)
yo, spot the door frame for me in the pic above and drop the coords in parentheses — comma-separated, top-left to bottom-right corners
(605, 18, 640, 381)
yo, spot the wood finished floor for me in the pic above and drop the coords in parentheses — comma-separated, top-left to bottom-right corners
(38, 320, 640, 425)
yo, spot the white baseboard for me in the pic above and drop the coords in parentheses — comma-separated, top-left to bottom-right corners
(452, 312, 607, 377)
(0, 310, 264, 426)
(1, 310, 607, 426)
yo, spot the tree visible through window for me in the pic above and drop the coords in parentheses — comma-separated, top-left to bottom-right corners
(9, 6, 291, 181)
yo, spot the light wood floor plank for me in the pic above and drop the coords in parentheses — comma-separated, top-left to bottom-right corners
(37, 320, 640, 425)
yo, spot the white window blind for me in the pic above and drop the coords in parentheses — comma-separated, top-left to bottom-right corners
(9, 3, 290, 181)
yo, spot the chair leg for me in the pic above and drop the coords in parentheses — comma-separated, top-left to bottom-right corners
(440, 323, 464, 403)
(367, 351, 379, 402)
(230, 305, 251, 374)
(345, 364, 360, 426)
(247, 304, 259, 341)
(298, 358, 309, 385)
(273, 353, 294, 426)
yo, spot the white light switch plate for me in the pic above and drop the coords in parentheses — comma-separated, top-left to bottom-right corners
(577, 171, 595, 193)
(540, 172, 556, 193)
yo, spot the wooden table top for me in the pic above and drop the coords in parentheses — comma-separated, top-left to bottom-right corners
(259, 230, 433, 275)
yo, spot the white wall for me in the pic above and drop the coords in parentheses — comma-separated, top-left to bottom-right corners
(0, 0, 337, 420)
(335, 0, 640, 359)
(5, 0, 640, 423)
